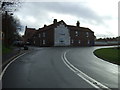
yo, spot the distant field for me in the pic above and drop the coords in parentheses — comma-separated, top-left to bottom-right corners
(93, 47, 120, 65)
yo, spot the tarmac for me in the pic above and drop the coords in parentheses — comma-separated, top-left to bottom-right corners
(2, 46, 30, 70)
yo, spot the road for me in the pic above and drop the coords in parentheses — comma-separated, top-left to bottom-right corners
(2, 46, 118, 89)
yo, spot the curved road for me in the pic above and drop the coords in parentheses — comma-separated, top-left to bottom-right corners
(2, 46, 118, 89)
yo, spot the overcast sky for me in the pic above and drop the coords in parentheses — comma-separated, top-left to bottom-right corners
(14, 0, 119, 38)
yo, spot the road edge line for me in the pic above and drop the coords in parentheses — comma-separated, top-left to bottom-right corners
(0, 52, 27, 80)
(62, 50, 111, 90)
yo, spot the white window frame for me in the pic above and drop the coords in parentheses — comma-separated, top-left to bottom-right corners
(59, 38, 64, 43)
(59, 29, 65, 35)
(43, 40, 45, 44)
(88, 40, 90, 44)
(71, 39, 74, 43)
(34, 41, 35, 44)
(75, 31, 78, 36)
(43, 32, 46, 37)
(86, 32, 89, 37)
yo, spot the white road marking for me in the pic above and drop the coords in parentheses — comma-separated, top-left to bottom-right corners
(61, 50, 111, 90)
(0, 53, 27, 80)
(0, 48, 43, 80)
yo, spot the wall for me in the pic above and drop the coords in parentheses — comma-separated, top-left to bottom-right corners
(95, 41, 118, 46)
(54, 23, 70, 46)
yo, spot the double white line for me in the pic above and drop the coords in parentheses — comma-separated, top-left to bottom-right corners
(61, 50, 111, 90)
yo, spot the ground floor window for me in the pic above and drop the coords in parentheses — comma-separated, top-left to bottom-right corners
(43, 40, 45, 44)
(88, 40, 90, 44)
(78, 40, 81, 44)
(34, 41, 35, 44)
(71, 39, 74, 43)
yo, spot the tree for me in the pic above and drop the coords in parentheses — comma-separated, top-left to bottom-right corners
(1, 0, 21, 12)
(2, 12, 22, 46)
(1, 0, 22, 47)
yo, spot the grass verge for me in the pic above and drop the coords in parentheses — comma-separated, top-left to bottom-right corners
(93, 47, 120, 65)
(2, 46, 12, 54)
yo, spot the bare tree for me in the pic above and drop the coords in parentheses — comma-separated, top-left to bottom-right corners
(1, 0, 21, 12)
(1, 0, 22, 47)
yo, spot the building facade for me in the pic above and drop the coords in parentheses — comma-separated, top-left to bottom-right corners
(24, 19, 95, 47)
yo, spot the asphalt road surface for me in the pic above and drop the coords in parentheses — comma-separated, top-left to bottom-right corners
(2, 46, 118, 89)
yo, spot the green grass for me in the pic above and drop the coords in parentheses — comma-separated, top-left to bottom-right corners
(93, 47, 120, 65)
(2, 46, 12, 54)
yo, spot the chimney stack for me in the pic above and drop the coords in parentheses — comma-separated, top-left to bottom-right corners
(76, 21, 80, 27)
(53, 19, 57, 24)
(44, 24, 47, 27)
(25, 26, 27, 30)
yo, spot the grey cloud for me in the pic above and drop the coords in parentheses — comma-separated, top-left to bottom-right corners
(15, 2, 117, 37)
(30, 2, 105, 25)
(19, 2, 105, 25)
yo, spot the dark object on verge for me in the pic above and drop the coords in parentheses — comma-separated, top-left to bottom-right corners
(24, 45, 28, 50)
(13, 41, 24, 47)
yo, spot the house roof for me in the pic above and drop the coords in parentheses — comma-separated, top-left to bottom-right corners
(37, 20, 67, 32)
(37, 20, 94, 33)
(25, 28, 36, 35)
(67, 25, 93, 32)
(26, 28, 36, 32)
(24, 27, 37, 40)
(24, 20, 94, 38)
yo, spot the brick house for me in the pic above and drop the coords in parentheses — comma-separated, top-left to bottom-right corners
(24, 26, 36, 43)
(24, 19, 95, 47)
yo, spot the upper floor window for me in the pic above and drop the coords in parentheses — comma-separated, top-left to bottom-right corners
(75, 31, 79, 36)
(43, 32, 46, 37)
(26, 32, 30, 36)
(60, 33, 65, 35)
(86, 32, 89, 37)
(59, 30, 65, 35)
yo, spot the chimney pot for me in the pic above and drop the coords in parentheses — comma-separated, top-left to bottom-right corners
(53, 19, 57, 24)
(44, 24, 47, 27)
(76, 21, 80, 27)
